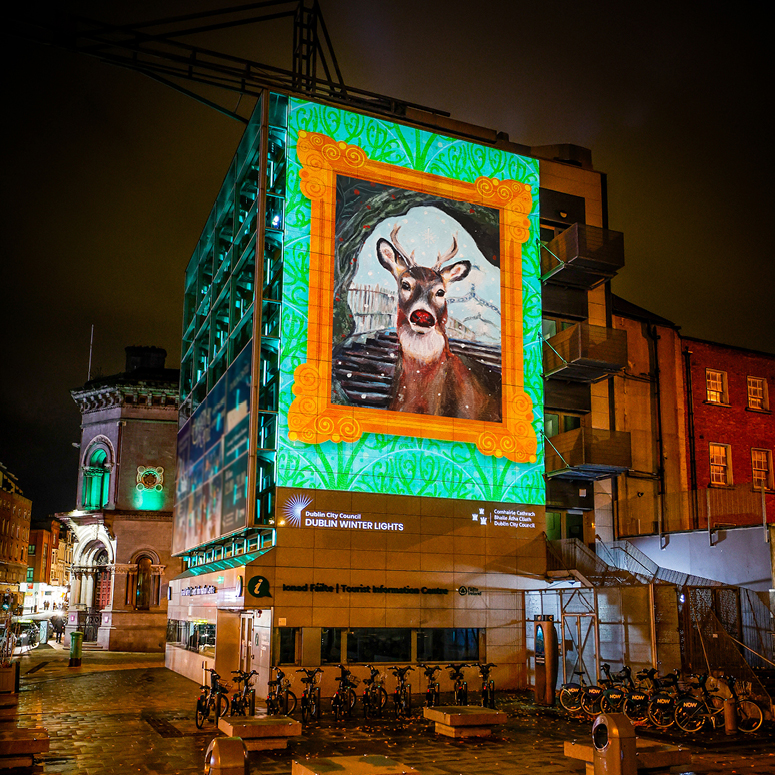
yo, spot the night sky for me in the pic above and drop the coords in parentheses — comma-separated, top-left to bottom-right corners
(1, 1, 772, 518)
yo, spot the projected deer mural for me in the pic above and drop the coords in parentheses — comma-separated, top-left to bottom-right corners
(377, 224, 502, 421)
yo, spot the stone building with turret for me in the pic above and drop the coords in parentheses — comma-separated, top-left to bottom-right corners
(58, 346, 183, 651)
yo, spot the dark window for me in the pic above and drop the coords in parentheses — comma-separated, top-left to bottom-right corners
(417, 628, 480, 662)
(346, 628, 412, 663)
(321, 627, 343, 664)
(276, 627, 298, 665)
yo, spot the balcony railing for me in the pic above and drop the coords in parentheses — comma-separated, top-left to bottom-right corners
(545, 427, 632, 480)
(544, 322, 627, 382)
(542, 223, 625, 288)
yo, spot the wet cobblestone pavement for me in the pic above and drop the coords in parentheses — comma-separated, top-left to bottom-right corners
(11, 647, 775, 774)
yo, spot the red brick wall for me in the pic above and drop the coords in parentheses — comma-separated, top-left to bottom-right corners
(684, 338, 775, 525)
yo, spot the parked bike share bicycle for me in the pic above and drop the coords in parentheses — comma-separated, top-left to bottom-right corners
(331, 664, 359, 721)
(446, 663, 469, 705)
(646, 669, 681, 729)
(266, 667, 297, 716)
(230, 669, 257, 716)
(720, 674, 763, 733)
(362, 664, 388, 719)
(296, 668, 323, 724)
(389, 665, 414, 719)
(599, 663, 634, 714)
(477, 662, 497, 709)
(195, 668, 230, 729)
(559, 669, 603, 718)
(418, 664, 441, 708)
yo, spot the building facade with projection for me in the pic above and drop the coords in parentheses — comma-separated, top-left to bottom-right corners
(166, 91, 629, 692)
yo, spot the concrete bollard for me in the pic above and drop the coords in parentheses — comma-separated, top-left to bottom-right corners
(204, 736, 247, 775)
(724, 698, 738, 735)
(592, 713, 636, 775)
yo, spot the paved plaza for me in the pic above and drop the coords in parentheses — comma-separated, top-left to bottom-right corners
(9, 645, 775, 774)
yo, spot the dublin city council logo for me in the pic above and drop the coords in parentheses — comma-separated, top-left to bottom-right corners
(283, 494, 312, 527)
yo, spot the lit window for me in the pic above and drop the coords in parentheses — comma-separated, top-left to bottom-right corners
(709, 443, 732, 485)
(748, 377, 769, 411)
(706, 370, 728, 404)
(752, 449, 773, 490)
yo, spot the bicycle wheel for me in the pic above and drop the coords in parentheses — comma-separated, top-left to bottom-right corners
(377, 687, 388, 711)
(216, 693, 229, 720)
(281, 690, 297, 717)
(487, 682, 496, 709)
(195, 698, 208, 729)
(332, 694, 341, 721)
(647, 695, 675, 729)
(346, 688, 357, 715)
(675, 700, 706, 733)
(738, 700, 763, 733)
(310, 690, 320, 721)
(301, 696, 309, 724)
(232, 694, 245, 716)
(403, 687, 412, 716)
(601, 692, 624, 714)
(559, 687, 582, 713)
(623, 694, 649, 723)
(580, 687, 603, 717)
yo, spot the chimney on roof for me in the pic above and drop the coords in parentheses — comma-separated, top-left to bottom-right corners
(125, 346, 167, 373)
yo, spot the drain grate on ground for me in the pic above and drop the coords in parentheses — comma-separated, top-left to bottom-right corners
(142, 714, 185, 738)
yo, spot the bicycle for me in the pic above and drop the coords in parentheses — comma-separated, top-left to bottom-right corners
(362, 664, 388, 719)
(644, 669, 681, 729)
(389, 665, 414, 719)
(559, 669, 595, 715)
(446, 663, 469, 706)
(674, 673, 725, 733)
(723, 674, 763, 733)
(230, 669, 258, 716)
(266, 667, 297, 716)
(599, 663, 632, 714)
(296, 668, 323, 724)
(621, 667, 658, 724)
(477, 662, 497, 709)
(418, 664, 441, 708)
(195, 668, 230, 729)
(331, 664, 358, 721)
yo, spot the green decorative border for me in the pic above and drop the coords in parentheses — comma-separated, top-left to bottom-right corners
(277, 97, 543, 505)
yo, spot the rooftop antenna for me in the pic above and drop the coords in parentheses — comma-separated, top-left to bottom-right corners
(87, 325, 94, 381)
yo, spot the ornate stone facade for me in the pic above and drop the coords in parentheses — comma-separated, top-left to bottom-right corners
(59, 347, 183, 652)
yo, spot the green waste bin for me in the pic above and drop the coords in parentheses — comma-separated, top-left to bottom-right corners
(69, 631, 83, 667)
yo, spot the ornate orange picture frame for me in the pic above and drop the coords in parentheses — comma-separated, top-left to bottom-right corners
(287, 130, 537, 463)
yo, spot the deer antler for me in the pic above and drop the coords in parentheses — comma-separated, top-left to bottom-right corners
(433, 233, 459, 271)
(390, 224, 416, 267)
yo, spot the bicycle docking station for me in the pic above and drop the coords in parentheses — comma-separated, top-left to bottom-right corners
(563, 713, 691, 775)
(217, 715, 302, 752)
(422, 705, 508, 738)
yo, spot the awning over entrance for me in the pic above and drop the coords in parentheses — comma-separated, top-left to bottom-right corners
(172, 547, 273, 580)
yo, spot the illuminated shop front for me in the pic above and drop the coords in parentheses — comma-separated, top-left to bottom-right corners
(167, 89, 554, 693)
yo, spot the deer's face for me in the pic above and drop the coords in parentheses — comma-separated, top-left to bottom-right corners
(377, 236, 471, 341)
(396, 267, 449, 335)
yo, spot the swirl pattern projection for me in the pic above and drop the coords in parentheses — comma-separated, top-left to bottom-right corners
(278, 98, 543, 506)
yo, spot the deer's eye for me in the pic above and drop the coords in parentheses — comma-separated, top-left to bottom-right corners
(401, 281, 411, 291)
(435, 288, 445, 297)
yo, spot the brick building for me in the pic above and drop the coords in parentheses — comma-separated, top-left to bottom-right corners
(0, 463, 31, 611)
(683, 337, 775, 528)
(23, 518, 71, 612)
(58, 346, 183, 651)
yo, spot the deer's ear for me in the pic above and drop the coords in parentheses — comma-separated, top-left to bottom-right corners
(441, 260, 471, 284)
(377, 239, 406, 279)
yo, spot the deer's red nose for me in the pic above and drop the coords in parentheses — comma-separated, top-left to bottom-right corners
(410, 309, 435, 328)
